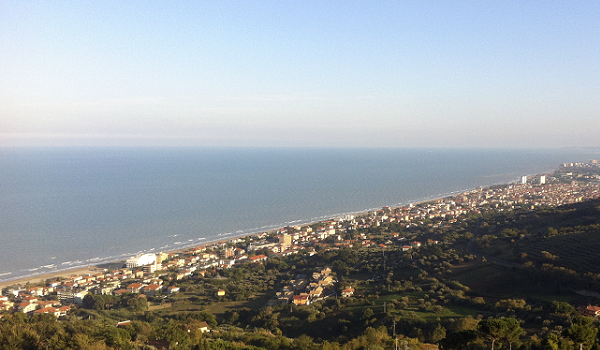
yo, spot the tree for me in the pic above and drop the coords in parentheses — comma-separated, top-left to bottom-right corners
(440, 330, 478, 350)
(478, 318, 518, 350)
(502, 318, 523, 350)
(544, 333, 570, 350)
(566, 316, 598, 350)
(293, 334, 317, 350)
(332, 260, 350, 277)
(430, 323, 447, 344)
(100, 326, 132, 350)
(550, 301, 575, 315)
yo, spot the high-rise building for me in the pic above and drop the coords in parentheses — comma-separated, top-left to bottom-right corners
(521, 176, 528, 184)
(539, 175, 546, 185)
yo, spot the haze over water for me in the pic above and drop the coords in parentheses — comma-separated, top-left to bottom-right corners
(0, 147, 597, 282)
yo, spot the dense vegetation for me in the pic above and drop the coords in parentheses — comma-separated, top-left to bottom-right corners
(2, 199, 600, 350)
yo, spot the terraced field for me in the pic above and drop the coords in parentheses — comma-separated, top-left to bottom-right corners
(518, 231, 600, 274)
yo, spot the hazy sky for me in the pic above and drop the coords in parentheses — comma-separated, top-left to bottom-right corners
(1, 1, 599, 148)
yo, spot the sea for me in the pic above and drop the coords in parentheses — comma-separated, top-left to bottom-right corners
(0, 147, 598, 283)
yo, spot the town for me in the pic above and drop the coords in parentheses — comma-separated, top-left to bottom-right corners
(2, 161, 600, 319)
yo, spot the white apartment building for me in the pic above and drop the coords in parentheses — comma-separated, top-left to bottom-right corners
(126, 253, 157, 269)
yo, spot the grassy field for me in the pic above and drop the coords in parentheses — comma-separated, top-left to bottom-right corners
(153, 291, 272, 316)
(203, 292, 271, 314)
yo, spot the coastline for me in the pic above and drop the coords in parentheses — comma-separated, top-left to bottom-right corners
(0, 180, 516, 290)
(0, 267, 100, 290)
(2, 148, 581, 287)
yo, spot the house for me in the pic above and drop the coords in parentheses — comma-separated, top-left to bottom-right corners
(16, 302, 36, 313)
(33, 307, 61, 317)
(143, 284, 162, 296)
(308, 286, 323, 299)
(249, 254, 268, 263)
(199, 321, 210, 333)
(20, 295, 38, 304)
(26, 287, 45, 296)
(37, 300, 61, 308)
(275, 291, 294, 305)
(57, 305, 72, 316)
(167, 286, 180, 294)
(127, 283, 145, 293)
(292, 294, 310, 306)
(579, 305, 600, 317)
(143, 284, 162, 297)
(0, 299, 14, 311)
(217, 289, 226, 296)
(318, 276, 336, 286)
(341, 287, 355, 297)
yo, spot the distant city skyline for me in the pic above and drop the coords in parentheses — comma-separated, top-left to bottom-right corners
(1, 1, 599, 148)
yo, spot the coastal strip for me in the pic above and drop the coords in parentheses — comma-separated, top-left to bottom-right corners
(2, 162, 598, 290)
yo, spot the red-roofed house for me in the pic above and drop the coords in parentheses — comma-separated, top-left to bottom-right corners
(127, 283, 145, 293)
(113, 288, 128, 296)
(292, 294, 310, 306)
(33, 307, 61, 317)
(341, 287, 355, 297)
(579, 305, 600, 317)
(143, 284, 162, 296)
(17, 302, 36, 313)
(249, 254, 268, 263)
(57, 305, 72, 316)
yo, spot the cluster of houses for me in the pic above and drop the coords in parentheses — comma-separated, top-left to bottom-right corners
(0, 266, 188, 318)
(348, 181, 600, 233)
(0, 287, 72, 317)
(267, 267, 343, 307)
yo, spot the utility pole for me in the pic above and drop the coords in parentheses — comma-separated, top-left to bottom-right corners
(393, 319, 396, 336)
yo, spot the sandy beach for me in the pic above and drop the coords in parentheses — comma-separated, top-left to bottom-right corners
(0, 238, 237, 290)
(0, 266, 102, 290)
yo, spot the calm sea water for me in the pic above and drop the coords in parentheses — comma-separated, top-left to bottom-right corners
(0, 147, 597, 282)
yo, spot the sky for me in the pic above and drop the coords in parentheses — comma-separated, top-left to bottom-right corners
(1, 1, 599, 148)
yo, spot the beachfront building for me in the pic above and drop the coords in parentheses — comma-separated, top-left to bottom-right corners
(57, 287, 88, 305)
(126, 253, 157, 269)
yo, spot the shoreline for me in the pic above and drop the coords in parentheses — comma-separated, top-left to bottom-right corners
(0, 175, 529, 290)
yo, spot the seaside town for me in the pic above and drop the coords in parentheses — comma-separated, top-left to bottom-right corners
(1, 160, 600, 319)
